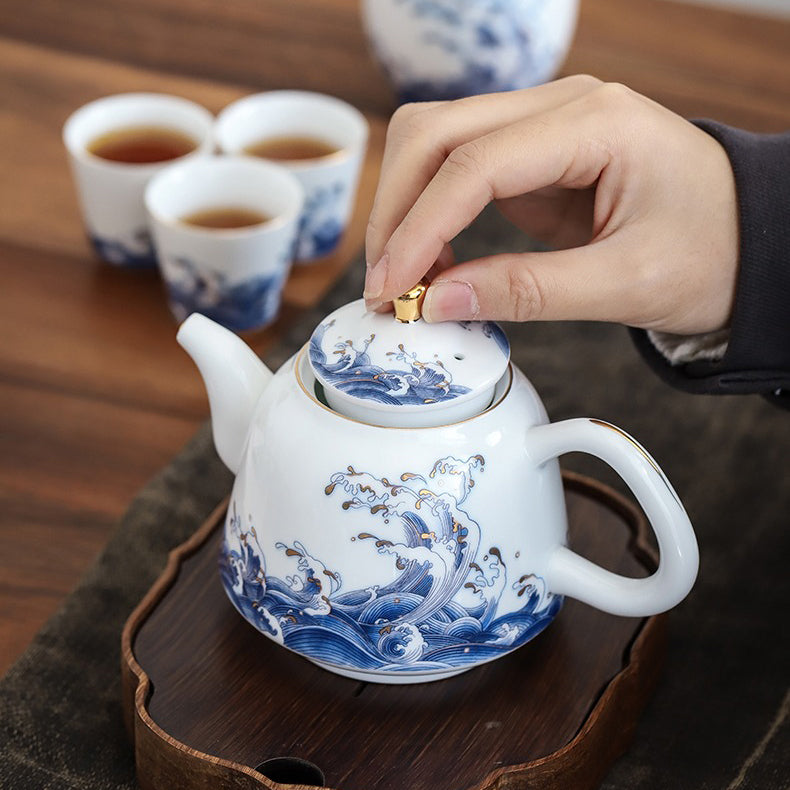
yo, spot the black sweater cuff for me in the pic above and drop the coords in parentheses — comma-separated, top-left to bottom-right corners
(630, 121, 790, 405)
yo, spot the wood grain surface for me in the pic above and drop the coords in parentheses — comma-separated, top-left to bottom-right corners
(1, 0, 788, 677)
(0, 35, 386, 674)
(123, 474, 666, 790)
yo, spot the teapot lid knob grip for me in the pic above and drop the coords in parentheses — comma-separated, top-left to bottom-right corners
(393, 279, 429, 323)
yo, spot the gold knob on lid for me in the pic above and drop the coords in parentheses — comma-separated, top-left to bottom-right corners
(393, 279, 429, 323)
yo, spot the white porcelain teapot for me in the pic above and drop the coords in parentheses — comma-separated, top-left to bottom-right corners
(178, 282, 698, 684)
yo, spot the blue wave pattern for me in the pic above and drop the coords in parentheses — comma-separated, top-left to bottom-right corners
(220, 455, 561, 674)
(89, 228, 157, 268)
(309, 320, 472, 406)
(296, 182, 346, 261)
(372, 0, 556, 103)
(164, 255, 288, 331)
(458, 320, 510, 358)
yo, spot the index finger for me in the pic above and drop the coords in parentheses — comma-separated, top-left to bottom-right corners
(365, 76, 603, 272)
(365, 91, 618, 305)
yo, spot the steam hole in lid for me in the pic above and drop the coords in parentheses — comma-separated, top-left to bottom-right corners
(255, 756, 325, 786)
(314, 380, 329, 407)
(454, 354, 465, 360)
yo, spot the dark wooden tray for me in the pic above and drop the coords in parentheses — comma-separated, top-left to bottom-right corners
(122, 472, 666, 790)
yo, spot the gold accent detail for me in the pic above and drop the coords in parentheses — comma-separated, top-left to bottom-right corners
(589, 419, 660, 474)
(588, 418, 682, 507)
(393, 279, 429, 323)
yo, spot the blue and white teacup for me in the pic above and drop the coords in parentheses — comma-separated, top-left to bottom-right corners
(214, 91, 369, 264)
(144, 156, 304, 332)
(361, 0, 580, 103)
(63, 93, 214, 267)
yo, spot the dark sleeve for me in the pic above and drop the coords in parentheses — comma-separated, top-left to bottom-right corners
(630, 121, 790, 408)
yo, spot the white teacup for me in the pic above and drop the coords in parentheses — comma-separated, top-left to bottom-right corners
(63, 93, 214, 267)
(145, 156, 304, 332)
(214, 91, 369, 264)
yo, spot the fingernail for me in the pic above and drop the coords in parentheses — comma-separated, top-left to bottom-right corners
(365, 298, 384, 314)
(364, 252, 389, 307)
(423, 280, 479, 322)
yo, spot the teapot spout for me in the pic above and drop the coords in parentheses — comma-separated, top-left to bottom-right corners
(177, 313, 273, 474)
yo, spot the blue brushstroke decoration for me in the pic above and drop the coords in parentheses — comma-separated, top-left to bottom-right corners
(296, 182, 346, 260)
(220, 455, 562, 675)
(309, 320, 473, 406)
(163, 255, 288, 332)
(365, 0, 574, 104)
(89, 228, 157, 268)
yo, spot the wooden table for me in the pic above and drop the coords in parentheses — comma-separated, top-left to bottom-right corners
(1, 0, 788, 678)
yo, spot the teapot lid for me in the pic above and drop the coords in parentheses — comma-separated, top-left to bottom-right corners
(307, 281, 510, 426)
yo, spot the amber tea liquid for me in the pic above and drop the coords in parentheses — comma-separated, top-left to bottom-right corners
(244, 134, 339, 161)
(88, 126, 197, 164)
(179, 207, 272, 230)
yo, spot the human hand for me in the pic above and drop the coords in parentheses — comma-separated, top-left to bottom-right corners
(363, 76, 739, 335)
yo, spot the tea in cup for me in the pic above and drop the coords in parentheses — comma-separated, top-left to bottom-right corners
(144, 156, 303, 332)
(63, 93, 214, 267)
(215, 91, 368, 264)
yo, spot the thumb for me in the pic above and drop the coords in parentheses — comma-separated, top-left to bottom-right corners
(421, 244, 625, 325)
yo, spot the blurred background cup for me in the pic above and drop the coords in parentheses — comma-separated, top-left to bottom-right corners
(144, 156, 304, 332)
(214, 90, 369, 264)
(63, 92, 214, 268)
(361, 0, 580, 103)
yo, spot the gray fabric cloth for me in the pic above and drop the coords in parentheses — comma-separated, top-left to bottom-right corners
(1, 207, 788, 789)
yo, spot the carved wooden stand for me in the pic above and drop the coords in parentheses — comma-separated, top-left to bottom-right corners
(122, 472, 666, 790)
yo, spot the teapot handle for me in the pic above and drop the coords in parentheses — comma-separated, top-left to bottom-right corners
(526, 418, 699, 617)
